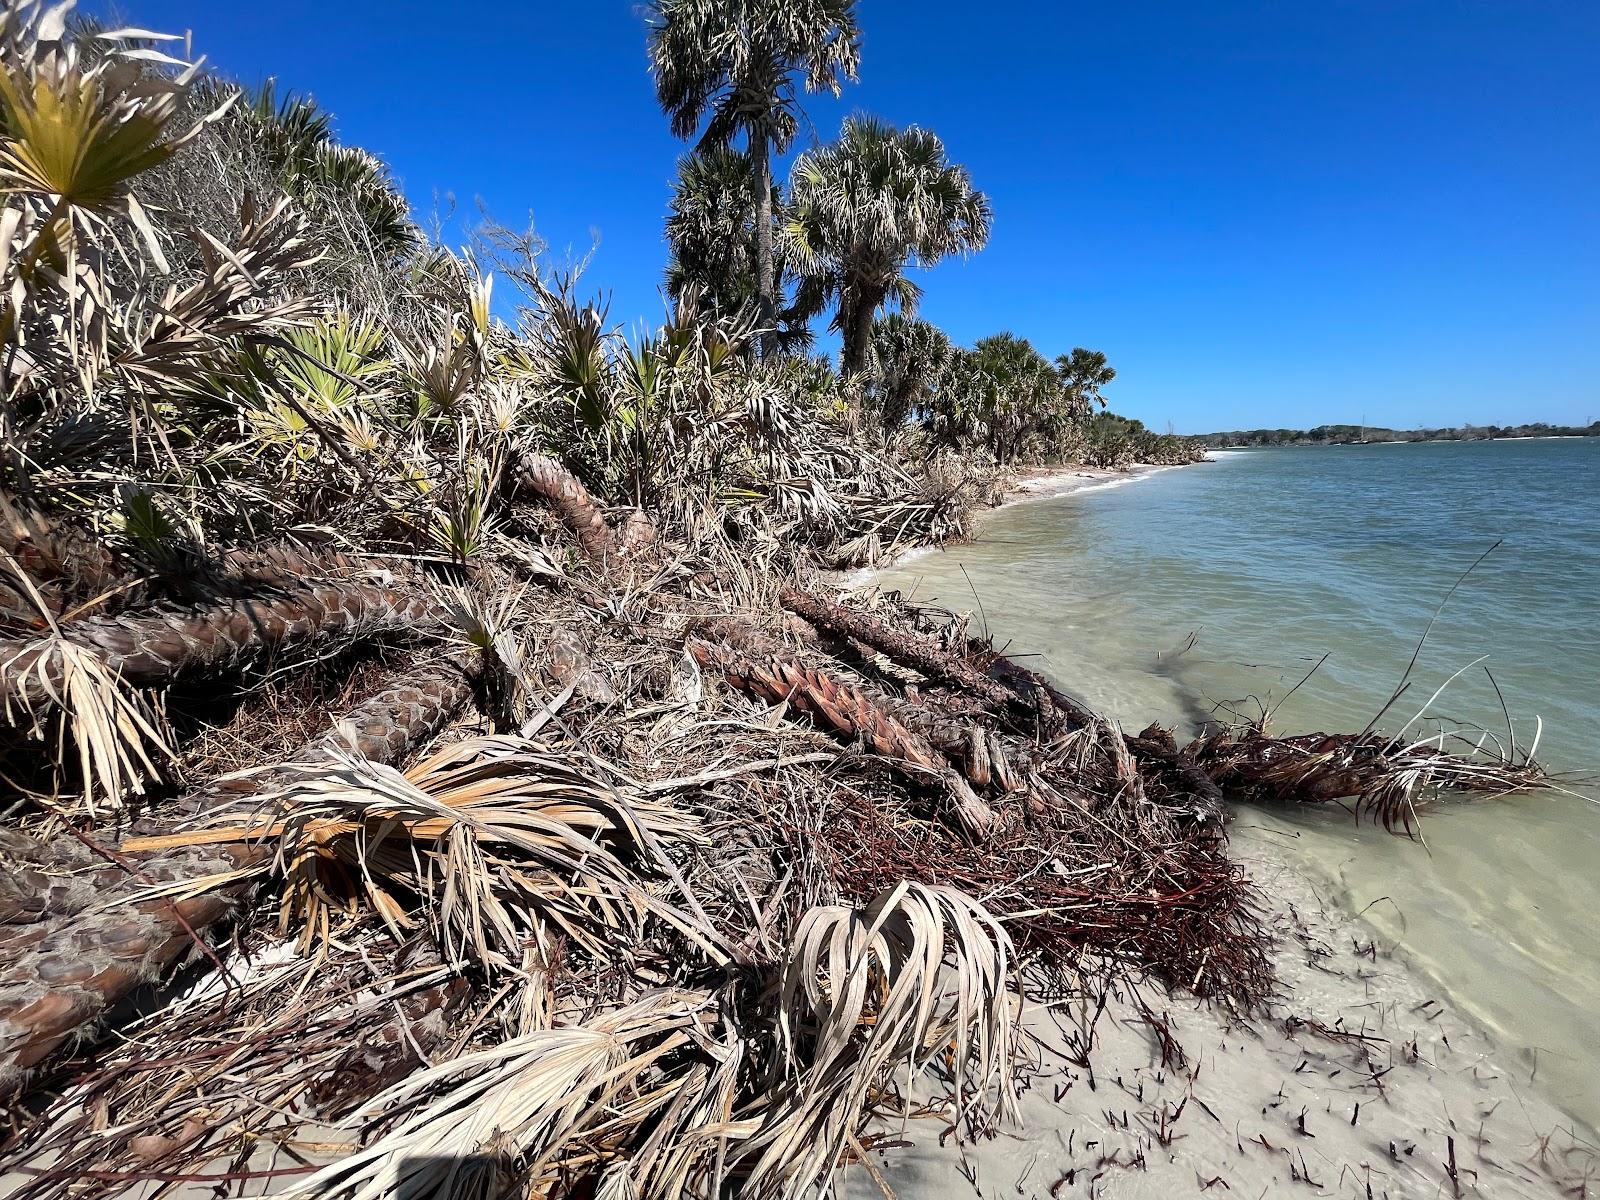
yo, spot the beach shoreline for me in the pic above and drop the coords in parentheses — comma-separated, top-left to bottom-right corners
(838, 461, 1199, 586)
(843, 823, 1599, 1198)
(847, 456, 1600, 1198)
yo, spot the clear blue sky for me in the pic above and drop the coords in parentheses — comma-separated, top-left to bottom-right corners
(94, 1, 1598, 432)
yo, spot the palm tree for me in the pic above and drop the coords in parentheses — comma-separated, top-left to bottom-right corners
(1055, 347, 1116, 422)
(647, 0, 861, 355)
(868, 313, 952, 437)
(663, 145, 825, 352)
(232, 81, 417, 261)
(785, 116, 992, 378)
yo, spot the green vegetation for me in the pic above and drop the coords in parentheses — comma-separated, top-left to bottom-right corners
(1193, 421, 1600, 447)
(647, 0, 861, 355)
(644, 0, 1183, 473)
(784, 115, 992, 377)
(17, 8, 1518, 1198)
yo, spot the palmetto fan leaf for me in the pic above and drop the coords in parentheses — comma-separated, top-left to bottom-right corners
(0, 6, 228, 263)
(144, 733, 725, 969)
(785, 115, 991, 375)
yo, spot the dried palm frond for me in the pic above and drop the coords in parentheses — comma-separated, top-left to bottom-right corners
(739, 882, 1017, 1197)
(281, 989, 725, 1200)
(0, 632, 174, 811)
(0, 664, 476, 1098)
(138, 734, 723, 969)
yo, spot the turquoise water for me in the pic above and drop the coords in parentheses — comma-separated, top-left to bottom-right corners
(875, 438, 1600, 1134)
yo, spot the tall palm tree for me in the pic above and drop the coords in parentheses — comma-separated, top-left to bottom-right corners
(785, 116, 992, 378)
(663, 145, 824, 352)
(647, 0, 861, 355)
(1055, 346, 1116, 421)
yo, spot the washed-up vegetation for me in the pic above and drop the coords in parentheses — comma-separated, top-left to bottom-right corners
(0, 4, 1554, 1196)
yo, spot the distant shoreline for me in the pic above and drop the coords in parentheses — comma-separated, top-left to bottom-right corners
(1190, 425, 1599, 450)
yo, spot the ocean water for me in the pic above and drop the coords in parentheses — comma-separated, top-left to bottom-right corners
(873, 438, 1600, 1135)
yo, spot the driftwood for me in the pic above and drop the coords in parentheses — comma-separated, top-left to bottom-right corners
(780, 584, 1023, 715)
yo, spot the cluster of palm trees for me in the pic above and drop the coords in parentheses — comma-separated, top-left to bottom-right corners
(646, 0, 1182, 468)
(646, 2, 997, 378)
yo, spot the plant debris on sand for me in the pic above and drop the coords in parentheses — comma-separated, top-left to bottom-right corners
(0, 8, 1555, 1197)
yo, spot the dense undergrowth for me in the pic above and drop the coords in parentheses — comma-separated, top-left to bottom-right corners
(0, 7, 1550, 1197)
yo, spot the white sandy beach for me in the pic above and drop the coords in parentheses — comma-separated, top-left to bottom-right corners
(841, 818, 1598, 1199)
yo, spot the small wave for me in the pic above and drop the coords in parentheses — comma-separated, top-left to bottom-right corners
(1069, 464, 1182, 496)
(836, 541, 940, 587)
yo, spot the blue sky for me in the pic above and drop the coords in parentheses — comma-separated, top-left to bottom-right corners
(95, 1, 1598, 432)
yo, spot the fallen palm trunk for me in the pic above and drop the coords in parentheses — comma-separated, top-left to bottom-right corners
(1187, 727, 1549, 833)
(687, 634, 997, 838)
(0, 493, 121, 602)
(783, 586, 1225, 822)
(0, 579, 445, 709)
(705, 611, 1027, 795)
(779, 584, 1025, 714)
(0, 662, 474, 1100)
(516, 455, 617, 563)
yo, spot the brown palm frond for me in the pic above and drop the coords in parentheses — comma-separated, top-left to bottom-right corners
(0, 663, 474, 1098)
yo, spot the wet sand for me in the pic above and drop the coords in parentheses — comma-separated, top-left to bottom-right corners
(844, 829, 1598, 1198)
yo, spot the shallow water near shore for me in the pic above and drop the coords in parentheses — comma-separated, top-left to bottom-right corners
(873, 438, 1600, 1136)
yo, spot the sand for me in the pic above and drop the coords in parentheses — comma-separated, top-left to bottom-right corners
(843, 827, 1599, 1198)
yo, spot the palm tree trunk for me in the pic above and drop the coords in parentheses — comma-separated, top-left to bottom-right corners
(516, 454, 616, 564)
(779, 584, 1020, 714)
(689, 626, 995, 838)
(0, 579, 445, 711)
(782, 585, 1227, 825)
(753, 132, 777, 358)
(0, 662, 475, 1099)
(841, 282, 880, 378)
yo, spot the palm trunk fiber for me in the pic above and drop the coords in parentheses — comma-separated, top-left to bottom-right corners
(688, 631, 996, 838)
(0, 662, 474, 1100)
(0, 580, 444, 709)
(516, 455, 616, 563)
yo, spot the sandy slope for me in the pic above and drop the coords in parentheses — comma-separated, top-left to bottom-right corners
(844, 829, 1598, 1199)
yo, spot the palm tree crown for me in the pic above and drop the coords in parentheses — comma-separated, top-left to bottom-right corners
(664, 145, 823, 353)
(785, 115, 992, 377)
(647, 0, 860, 353)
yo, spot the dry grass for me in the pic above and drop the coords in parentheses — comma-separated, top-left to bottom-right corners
(0, 9, 1560, 1197)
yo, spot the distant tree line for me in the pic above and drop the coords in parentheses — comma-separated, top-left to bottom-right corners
(1190, 421, 1600, 448)
(648, 0, 1182, 470)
